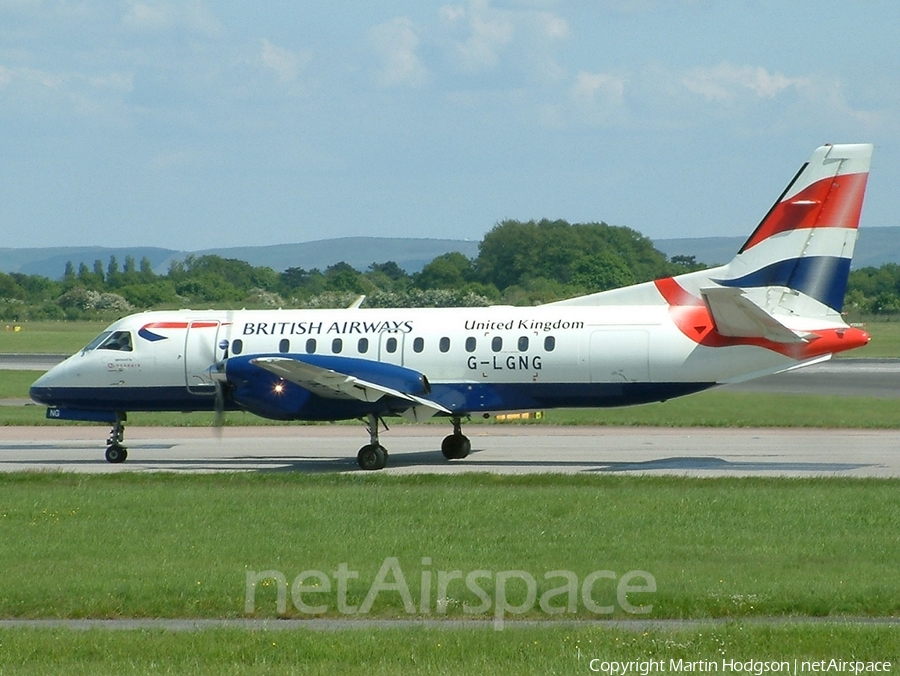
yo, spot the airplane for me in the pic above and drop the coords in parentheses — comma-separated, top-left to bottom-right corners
(30, 143, 873, 470)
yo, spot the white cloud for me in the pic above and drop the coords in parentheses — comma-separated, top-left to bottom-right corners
(260, 39, 310, 83)
(592, 0, 711, 13)
(436, 0, 568, 84)
(370, 17, 428, 87)
(675, 61, 881, 130)
(545, 70, 628, 128)
(572, 70, 625, 107)
(541, 14, 569, 40)
(447, 0, 515, 72)
(122, 0, 222, 35)
(439, 4, 465, 23)
(0, 63, 137, 122)
(681, 62, 804, 102)
(0, 65, 64, 91)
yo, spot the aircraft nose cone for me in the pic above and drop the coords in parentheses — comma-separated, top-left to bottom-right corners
(29, 371, 54, 405)
(29, 362, 68, 406)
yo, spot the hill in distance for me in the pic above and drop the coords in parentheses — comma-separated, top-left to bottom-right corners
(2, 228, 899, 280)
(0, 237, 481, 279)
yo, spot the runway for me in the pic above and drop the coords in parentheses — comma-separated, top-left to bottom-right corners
(1, 425, 897, 477)
(724, 358, 900, 398)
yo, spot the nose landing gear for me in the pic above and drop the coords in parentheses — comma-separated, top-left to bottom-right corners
(105, 415, 128, 463)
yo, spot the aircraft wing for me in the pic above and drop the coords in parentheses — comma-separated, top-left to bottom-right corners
(701, 286, 810, 344)
(250, 356, 451, 418)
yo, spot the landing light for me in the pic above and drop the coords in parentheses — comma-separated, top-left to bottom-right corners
(273, 380, 285, 395)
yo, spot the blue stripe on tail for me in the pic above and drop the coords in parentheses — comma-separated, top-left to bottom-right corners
(713, 256, 851, 312)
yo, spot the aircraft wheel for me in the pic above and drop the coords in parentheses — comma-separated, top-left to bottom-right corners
(441, 434, 471, 460)
(105, 445, 128, 464)
(357, 444, 388, 471)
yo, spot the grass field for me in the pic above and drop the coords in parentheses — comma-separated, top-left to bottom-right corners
(847, 318, 900, 358)
(0, 624, 898, 675)
(2, 473, 899, 671)
(1, 473, 898, 621)
(0, 321, 106, 354)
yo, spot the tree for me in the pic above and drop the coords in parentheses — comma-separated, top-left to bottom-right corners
(139, 257, 156, 281)
(368, 261, 408, 281)
(106, 256, 121, 287)
(475, 219, 672, 294)
(93, 259, 105, 284)
(0, 272, 24, 300)
(324, 262, 367, 294)
(415, 252, 474, 290)
(281, 267, 311, 290)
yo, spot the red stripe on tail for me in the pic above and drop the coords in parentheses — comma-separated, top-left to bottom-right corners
(741, 172, 868, 251)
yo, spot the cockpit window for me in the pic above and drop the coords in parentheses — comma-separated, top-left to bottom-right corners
(97, 331, 133, 352)
(82, 331, 112, 352)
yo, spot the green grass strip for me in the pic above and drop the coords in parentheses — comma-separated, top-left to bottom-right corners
(0, 624, 897, 675)
(0, 321, 107, 354)
(1, 474, 899, 621)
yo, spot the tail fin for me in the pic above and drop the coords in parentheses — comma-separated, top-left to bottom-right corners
(712, 143, 872, 313)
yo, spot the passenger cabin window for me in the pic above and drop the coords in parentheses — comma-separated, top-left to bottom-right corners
(386, 337, 398, 353)
(358, 337, 369, 354)
(491, 336, 502, 352)
(518, 336, 529, 351)
(98, 331, 133, 352)
(465, 337, 476, 352)
(439, 337, 450, 353)
(413, 337, 424, 353)
(332, 338, 343, 354)
(232, 339, 243, 355)
(544, 336, 556, 352)
(279, 339, 290, 353)
(306, 338, 317, 354)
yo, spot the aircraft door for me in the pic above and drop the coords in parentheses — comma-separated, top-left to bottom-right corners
(589, 330, 650, 383)
(378, 330, 406, 366)
(184, 320, 223, 393)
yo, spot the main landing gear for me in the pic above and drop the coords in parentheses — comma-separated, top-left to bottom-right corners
(441, 417, 471, 460)
(357, 414, 388, 471)
(105, 415, 128, 464)
(355, 415, 471, 470)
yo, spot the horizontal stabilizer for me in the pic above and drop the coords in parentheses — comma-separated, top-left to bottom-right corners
(251, 356, 451, 415)
(701, 287, 808, 344)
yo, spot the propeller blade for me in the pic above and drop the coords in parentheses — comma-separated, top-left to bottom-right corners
(213, 381, 225, 435)
(209, 360, 228, 438)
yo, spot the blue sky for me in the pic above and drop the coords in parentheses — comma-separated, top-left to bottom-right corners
(1, 1, 897, 251)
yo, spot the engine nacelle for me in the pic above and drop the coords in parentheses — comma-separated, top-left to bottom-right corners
(222, 354, 432, 421)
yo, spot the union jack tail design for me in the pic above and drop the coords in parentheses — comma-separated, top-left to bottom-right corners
(712, 143, 872, 314)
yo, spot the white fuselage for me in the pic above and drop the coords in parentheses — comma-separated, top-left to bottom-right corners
(31, 303, 816, 419)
